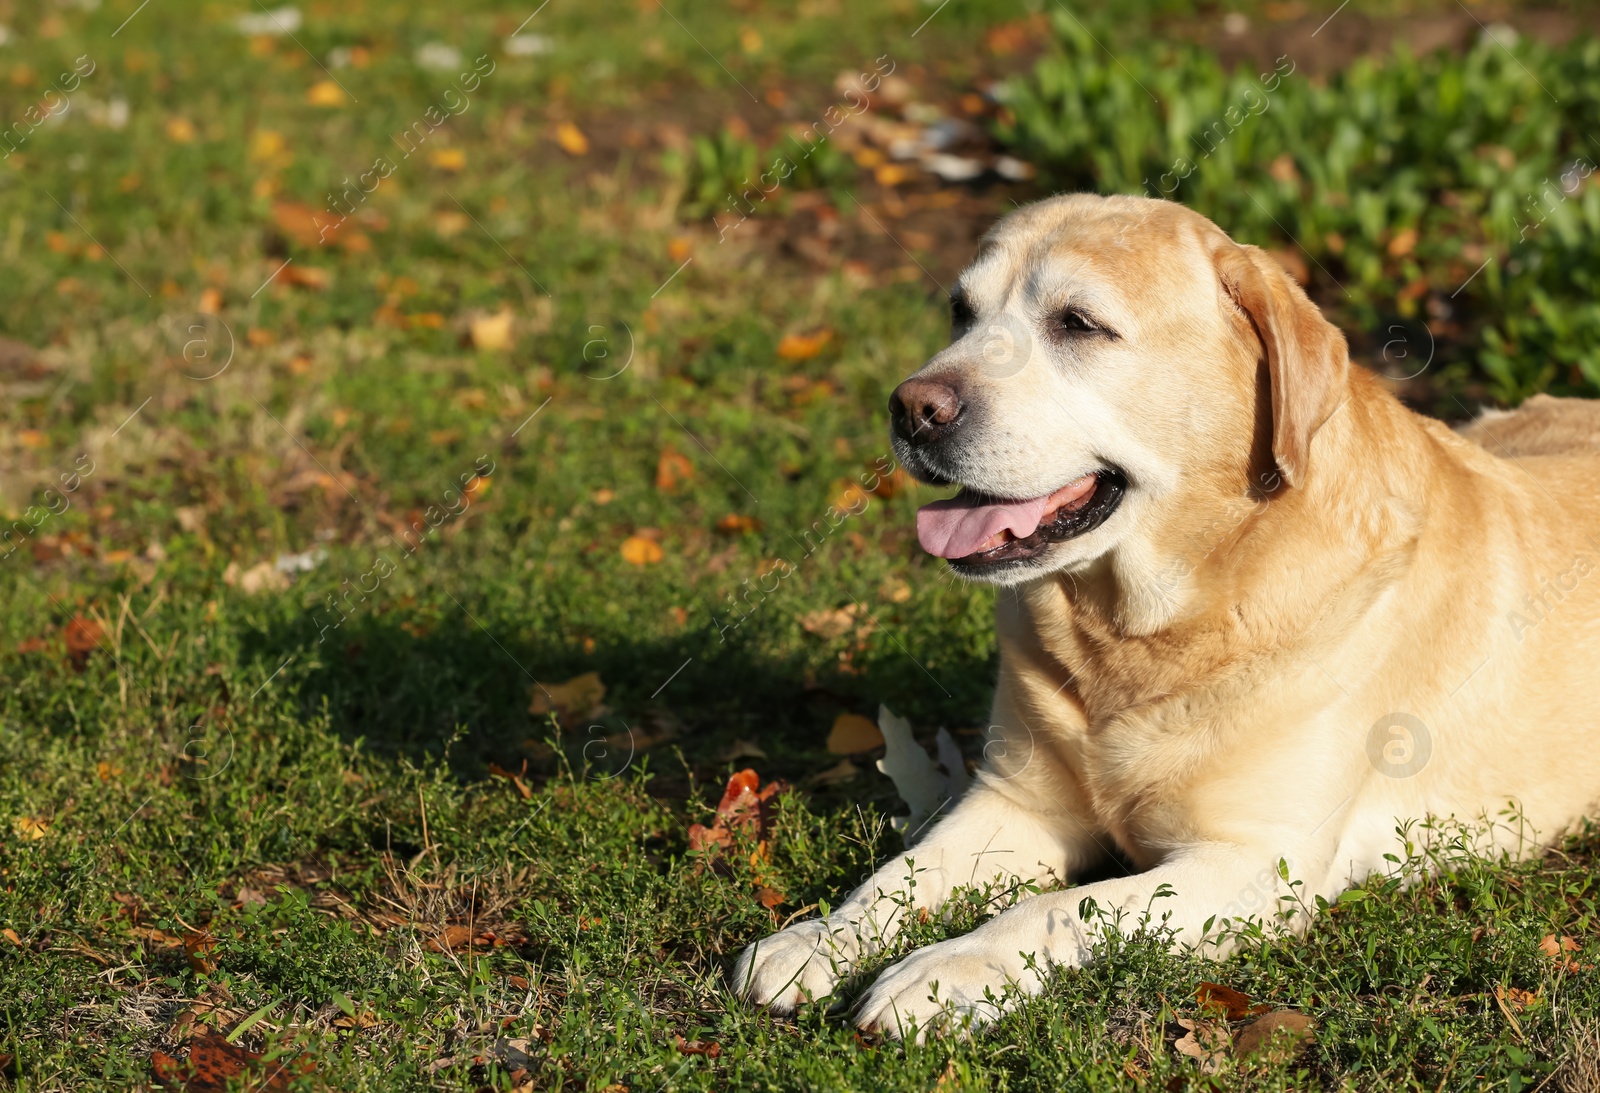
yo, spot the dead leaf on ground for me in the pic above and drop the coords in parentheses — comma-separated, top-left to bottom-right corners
(715, 513, 761, 535)
(64, 615, 105, 670)
(1233, 1009, 1314, 1063)
(1540, 933, 1588, 972)
(231, 561, 290, 596)
(184, 929, 218, 973)
(529, 671, 607, 726)
(800, 604, 873, 640)
(1496, 984, 1539, 1011)
(470, 308, 515, 351)
(620, 535, 665, 566)
(488, 762, 534, 799)
(655, 448, 694, 491)
(1195, 981, 1272, 1021)
(687, 769, 787, 855)
(826, 712, 884, 755)
(674, 1035, 722, 1057)
(12, 816, 49, 841)
(1172, 1017, 1230, 1074)
(754, 886, 786, 909)
(804, 758, 860, 787)
(152, 1032, 312, 1092)
(554, 121, 589, 156)
(776, 328, 833, 360)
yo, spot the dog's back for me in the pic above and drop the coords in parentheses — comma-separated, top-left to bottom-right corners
(1460, 393, 1600, 458)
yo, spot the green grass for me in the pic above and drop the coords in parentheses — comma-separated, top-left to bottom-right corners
(2, 0, 1600, 1089)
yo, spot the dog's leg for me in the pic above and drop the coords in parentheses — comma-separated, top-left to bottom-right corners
(853, 844, 1303, 1041)
(731, 773, 1102, 1013)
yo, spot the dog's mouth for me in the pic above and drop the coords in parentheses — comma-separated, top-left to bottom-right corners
(915, 469, 1127, 568)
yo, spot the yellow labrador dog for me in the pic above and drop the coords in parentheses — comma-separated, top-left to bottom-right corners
(733, 193, 1600, 1040)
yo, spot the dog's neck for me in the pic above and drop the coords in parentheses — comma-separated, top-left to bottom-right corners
(1010, 367, 1444, 721)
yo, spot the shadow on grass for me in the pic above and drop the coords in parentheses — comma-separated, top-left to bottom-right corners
(236, 609, 996, 799)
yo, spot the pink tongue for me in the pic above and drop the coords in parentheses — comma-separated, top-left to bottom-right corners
(916, 476, 1096, 559)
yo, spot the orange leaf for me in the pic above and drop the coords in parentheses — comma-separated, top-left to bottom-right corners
(428, 147, 466, 171)
(776, 328, 833, 361)
(183, 930, 218, 973)
(674, 1035, 722, 1058)
(152, 1031, 312, 1091)
(554, 121, 589, 156)
(1195, 981, 1271, 1021)
(715, 513, 761, 535)
(620, 536, 664, 566)
(826, 712, 884, 754)
(306, 80, 345, 107)
(12, 816, 49, 841)
(755, 886, 786, 909)
(164, 117, 197, 143)
(655, 448, 694, 491)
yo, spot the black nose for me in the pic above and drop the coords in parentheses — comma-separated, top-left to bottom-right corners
(889, 376, 966, 446)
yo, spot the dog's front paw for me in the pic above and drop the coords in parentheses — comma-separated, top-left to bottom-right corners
(731, 919, 856, 1013)
(853, 937, 1037, 1043)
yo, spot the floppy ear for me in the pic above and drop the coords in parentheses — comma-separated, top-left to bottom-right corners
(1216, 244, 1349, 489)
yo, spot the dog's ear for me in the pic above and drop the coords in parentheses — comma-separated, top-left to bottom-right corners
(1216, 244, 1349, 489)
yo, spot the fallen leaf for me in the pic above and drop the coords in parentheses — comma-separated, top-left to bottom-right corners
(1496, 984, 1538, 1011)
(827, 712, 884, 754)
(428, 147, 467, 171)
(165, 117, 197, 143)
(800, 605, 869, 640)
(12, 816, 48, 841)
(554, 122, 589, 156)
(687, 769, 787, 856)
(280, 264, 330, 290)
(668, 236, 693, 263)
(470, 309, 515, 351)
(426, 924, 476, 953)
(184, 930, 218, 973)
(199, 288, 223, 314)
(306, 80, 346, 106)
(715, 513, 761, 535)
(152, 1031, 312, 1091)
(1172, 1017, 1230, 1074)
(1540, 933, 1586, 972)
(488, 762, 533, 800)
(64, 615, 104, 670)
(776, 328, 833, 360)
(621, 536, 665, 566)
(1, 928, 20, 946)
(674, 1035, 722, 1058)
(755, 886, 785, 909)
(529, 672, 607, 724)
(1195, 981, 1272, 1021)
(655, 448, 694, 491)
(235, 560, 290, 595)
(1388, 227, 1418, 257)
(1233, 1010, 1314, 1062)
(804, 758, 859, 787)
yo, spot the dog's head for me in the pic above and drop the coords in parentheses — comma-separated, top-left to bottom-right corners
(891, 193, 1349, 587)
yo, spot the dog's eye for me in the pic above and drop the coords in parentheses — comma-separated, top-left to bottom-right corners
(950, 295, 975, 330)
(1053, 307, 1099, 336)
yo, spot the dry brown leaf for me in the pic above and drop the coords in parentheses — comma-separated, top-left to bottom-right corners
(530, 671, 607, 724)
(183, 930, 218, 974)
(804, 758, 860, 787)
(800, 606, 859, 640)
(827, 712, 884, 755)
(674, 1035, 721, 1057)
(1496, 984, 1538, 1011)
(755, 886, 786, 909)
(620, 536, 665, 566)
(687, 769, 787, 856)
(1172, 1016, 1230, 1074)
(554, 121, 589, 156)
(715, 513, 761, 535)
(655, 448, 694, 491)
(235, 561, 289, 596)
(776, 328, 833, 361)
(1, 927, 20, 946)
(1234, 1009, 1314, 1063)
(152, 1031, 312, 1091)
(428, 147, 466, 171)
(470, 309, 515, 351)
(1195, 981, 1272, 1021)
(11, 816, 48, 841)
(1540, 933, 1587, 972)
(488, 762, 533, 800)
(64, 615, 104, 670)
(306, 80, 345, 107)
(165, 117, 197, 143)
